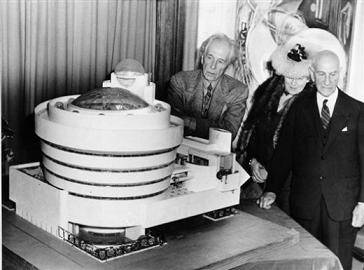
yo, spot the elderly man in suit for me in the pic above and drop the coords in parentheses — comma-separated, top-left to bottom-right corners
(259, 50, 364, 269)
(167, 33, 248, 140)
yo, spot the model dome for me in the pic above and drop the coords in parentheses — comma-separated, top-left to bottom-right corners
(70, 88, 149, 111)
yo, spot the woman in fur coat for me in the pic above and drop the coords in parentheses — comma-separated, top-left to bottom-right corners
(237, 42, 315, 213)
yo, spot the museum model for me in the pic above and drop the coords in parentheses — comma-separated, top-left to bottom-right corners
(9, 70, 248, 261)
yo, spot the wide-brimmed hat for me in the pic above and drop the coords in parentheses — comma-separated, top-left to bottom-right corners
(271, 37, 313, 78)
(270, 28, 346, 80)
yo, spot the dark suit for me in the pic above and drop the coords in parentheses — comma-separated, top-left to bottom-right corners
(266, 88, 364, 269)
(167, 70, 248, 139)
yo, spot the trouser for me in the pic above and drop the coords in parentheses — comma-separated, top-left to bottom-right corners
(293, 197, 357, 270)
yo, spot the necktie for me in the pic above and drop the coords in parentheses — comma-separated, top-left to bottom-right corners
(201, 84, 213, 118)
(321, 99, 330, 129)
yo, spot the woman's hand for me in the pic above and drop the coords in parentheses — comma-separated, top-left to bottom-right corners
(257, 192, 276, 209)
(250, 158, 268, 183)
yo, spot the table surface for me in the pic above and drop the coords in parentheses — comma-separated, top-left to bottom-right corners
(237, 201, 343, 270)
(2, 201, 343, 270)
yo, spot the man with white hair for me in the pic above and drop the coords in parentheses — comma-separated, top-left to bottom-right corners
(167, 33, 248, 140)
(259, 50, 364, 270)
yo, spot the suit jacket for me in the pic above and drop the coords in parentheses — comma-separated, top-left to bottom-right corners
(266, 88, 364, 221)
(167, 70, 248, 139)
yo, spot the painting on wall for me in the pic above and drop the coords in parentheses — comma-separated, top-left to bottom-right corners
(298, 0, 355, 51)
(298, 0, 356, 86)
(235, 0, 357, 92)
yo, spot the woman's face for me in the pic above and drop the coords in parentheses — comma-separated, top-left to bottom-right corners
(284, 76, 308, 95)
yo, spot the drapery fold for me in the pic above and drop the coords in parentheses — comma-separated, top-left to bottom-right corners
(182, 0, 199, 71)
(1, 0, 156, 163)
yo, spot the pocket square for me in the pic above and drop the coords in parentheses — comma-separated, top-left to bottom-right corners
(341, 126, 348, 132)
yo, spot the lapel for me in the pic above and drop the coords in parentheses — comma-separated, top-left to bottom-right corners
(189, 72, 228, 117)
(209, 76, 228, 116)
(302, 90, 324, 141)
(188, 71, 204, 114)
(323, 90, 351, 154)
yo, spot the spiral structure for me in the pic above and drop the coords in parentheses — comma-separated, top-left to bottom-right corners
(35, 88, 183, 200)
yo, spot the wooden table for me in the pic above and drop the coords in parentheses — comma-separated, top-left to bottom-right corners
(237, 201, 343, 270)
(2, 201, 342, 270)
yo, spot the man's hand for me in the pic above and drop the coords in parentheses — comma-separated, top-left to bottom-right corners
(250, 158, 268, 183)
(352, 203, 364, 227)
(183, 116, 196, 132)
(257, 192, 276, 209)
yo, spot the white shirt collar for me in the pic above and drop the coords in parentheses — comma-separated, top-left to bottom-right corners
(316, 88, 339, 117)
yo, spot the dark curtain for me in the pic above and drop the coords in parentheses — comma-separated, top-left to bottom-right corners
(1, 0, 156, 164)
(155, 0, 186, 101)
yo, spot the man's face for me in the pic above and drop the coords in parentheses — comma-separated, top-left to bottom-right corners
(311, 54, 340, 97)
(202, 40, 230, 82)
(284, 76, 308, 95)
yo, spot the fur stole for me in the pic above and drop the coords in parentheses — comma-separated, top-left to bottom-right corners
(236, 74, 313, 163)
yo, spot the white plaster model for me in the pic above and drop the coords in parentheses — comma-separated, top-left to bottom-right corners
(9, 76, 249, 242)
(103, 72, 155, 104)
